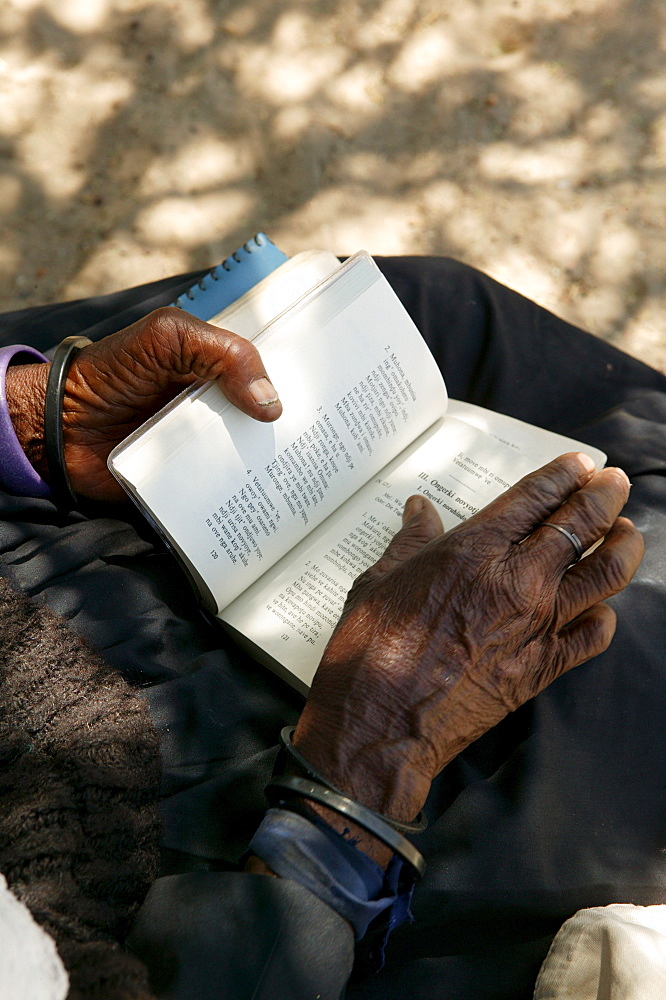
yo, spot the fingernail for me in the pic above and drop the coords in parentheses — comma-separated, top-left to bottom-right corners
(576, 452, 596, 474)
(608, 466, 631, 488)
(402, 495, 424, 523)
(250, 377, 280, 407)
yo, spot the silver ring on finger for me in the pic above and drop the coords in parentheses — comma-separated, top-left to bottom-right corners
(541, 522, 583, 563)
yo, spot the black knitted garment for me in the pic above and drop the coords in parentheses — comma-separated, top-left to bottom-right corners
(0, 576, 161, 1000)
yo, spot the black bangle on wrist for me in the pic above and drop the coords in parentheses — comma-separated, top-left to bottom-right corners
(266, 774, 426, 878)
(276, 726, 428, 836)
(44, 336, 92, 510)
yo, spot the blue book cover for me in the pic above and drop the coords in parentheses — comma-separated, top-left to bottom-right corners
(174, 233, 289, 321)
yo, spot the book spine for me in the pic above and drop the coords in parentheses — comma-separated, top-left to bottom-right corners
(173, 233, 289, 321)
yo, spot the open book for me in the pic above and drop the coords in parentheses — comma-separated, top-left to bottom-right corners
(110, 252, 605, 694)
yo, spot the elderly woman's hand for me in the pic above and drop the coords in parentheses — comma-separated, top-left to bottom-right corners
(6, 308, 281, 501)
(294, 453, 643, 832)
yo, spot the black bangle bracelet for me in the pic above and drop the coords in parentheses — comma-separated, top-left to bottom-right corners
(44, 336, 92, 509)
(266, 774, 426, 878)
(277, 727, 428, 836)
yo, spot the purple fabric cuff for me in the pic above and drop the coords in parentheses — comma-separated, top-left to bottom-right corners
(0, 345, 52, 498)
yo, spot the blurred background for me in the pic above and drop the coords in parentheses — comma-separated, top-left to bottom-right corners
(1, 0, 664, 369)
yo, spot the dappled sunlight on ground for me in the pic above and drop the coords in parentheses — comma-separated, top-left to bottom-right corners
(0, 0, 664, 368)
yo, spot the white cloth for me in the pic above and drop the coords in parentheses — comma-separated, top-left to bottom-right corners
(0, 873, 68, 1000)
(534, 903, 666, 1000)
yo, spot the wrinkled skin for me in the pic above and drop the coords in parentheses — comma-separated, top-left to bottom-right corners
(6, 307, 282, 501)
(6, 310, 644, 870)
(295, 455, 643, 840)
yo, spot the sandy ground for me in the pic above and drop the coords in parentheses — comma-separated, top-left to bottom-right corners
(1, 0, 664, 370)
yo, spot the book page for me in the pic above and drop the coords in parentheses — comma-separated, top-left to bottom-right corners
(110, 254, 446, 612)
(207, 250, 341, 339)
(447, 399, 606, 469)
(219, 416, 555, 692)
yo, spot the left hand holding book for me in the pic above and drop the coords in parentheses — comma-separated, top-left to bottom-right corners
(5, 308, 282, 502)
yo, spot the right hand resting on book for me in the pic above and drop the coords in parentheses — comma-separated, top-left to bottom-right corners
(293, 452, 643, 841)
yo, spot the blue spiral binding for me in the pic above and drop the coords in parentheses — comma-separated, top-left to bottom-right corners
(173, 233, 289, 321)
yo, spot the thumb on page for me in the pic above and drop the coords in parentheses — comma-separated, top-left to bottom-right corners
(365, 495, 444, 580)
(107, 308, 283, 423)
(186, 321, 282, 422)
(144, 310, 283, 422)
